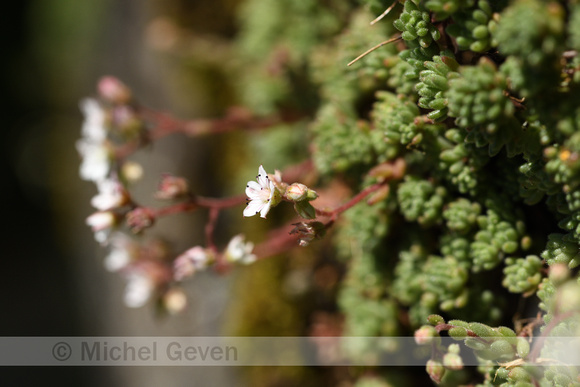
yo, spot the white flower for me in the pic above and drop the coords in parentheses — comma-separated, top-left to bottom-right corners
(105, 247, 131, 272)
(80, 98, 108, 142)
(91, 178, 127, 211)
(77, 98, 112, 182)
(244, 165, 279, 218)
(225, 234, 256, 265)
(86, 211, 116, 231)
(104, 233, 136, 272)
(124, 271, 154, 308)
(86, 211, 116, 245)
(77, 140, 111, 182)
(173, 246, 211, 281)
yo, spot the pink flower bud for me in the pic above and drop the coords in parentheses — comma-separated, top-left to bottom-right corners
(126, 208, 155, 233)
(442, 352, 463, 371)
(414, 325, 437, 345)
(155, 174, 189, 200)
(98, 76, 132, 104)
(286, 183, 309, 201)
(426, 359, 446, 383)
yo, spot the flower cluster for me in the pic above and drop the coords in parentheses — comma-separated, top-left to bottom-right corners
(75, 0, 580, 385)
(77, 78, 274, 311)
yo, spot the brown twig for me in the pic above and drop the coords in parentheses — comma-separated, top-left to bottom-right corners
(347, 36, 402, 67)
(370, 2, 398, 25)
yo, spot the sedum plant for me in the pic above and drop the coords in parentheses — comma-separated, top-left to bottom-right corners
(77, 0, 580, 385)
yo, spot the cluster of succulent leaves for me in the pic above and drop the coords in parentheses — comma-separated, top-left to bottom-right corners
(231, 0, 580, 385)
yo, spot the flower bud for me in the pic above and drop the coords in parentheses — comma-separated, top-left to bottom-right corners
(121, 161, 144, 183)
(426, 359, 446, 383)
(286, 183, 318, 202)
(163, 288, 188, 314)
(549, 263, 570, 285)
(155, 174, 190, 200)
(442, 352, 463, 371)
(126, 207, 155, 233)
(286, 183, 308, 201)
(427, 314, 445, 326)
(414, 325, 438, 345)
(98, 76, 132, 104)
(556, 281, 580, 313)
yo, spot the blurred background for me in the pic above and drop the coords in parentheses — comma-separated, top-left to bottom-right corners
(1, 0, 246, 385)
(2, 0, 352, 384)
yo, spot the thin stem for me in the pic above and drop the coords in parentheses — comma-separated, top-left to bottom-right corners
(314, 181, 389, 220)
(370, 2, 397, 25)
(115, 106, 301, 160)
(528, 310, 577, 362)
(205, 207, 220, 252)
(195, 194, 247, 209)
(152, 201, 198, 217)
(151, 194, 246, 218)
(253, 226, 301, 260)
(347, 36, 402, 67)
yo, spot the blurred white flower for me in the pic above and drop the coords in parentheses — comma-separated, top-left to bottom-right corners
(124, 271, 154, 308)
(77, 98, 112, 182)
(104, 233, 136, 272)
(86, 211, 115, 230)
(244, 165, 278, 218)
(173, 246, 211, 281)
(80, 98, 108, 142)
(86, 211, 116, 245)
(91, 178, 128, 211)
(225, 234, 256, 264)
(77, 140, 111, 182)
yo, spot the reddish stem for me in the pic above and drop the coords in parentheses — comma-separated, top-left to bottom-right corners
(528, 310, 577, 362)
(115, 106, 299, 160)
(152, 201, 198, 217)
(205, 207, 220, 252)
(195, 195, 247, 209)
(151, 194, 246, 218)
(314, 181, 388, 220)
(253, 226, 301, 260)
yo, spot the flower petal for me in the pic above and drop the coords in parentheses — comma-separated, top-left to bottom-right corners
(259, 201, 272, 218)
(243, 200, 264, 217)
(245, 180, 262, 197)
(257, 165, 269, 188)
